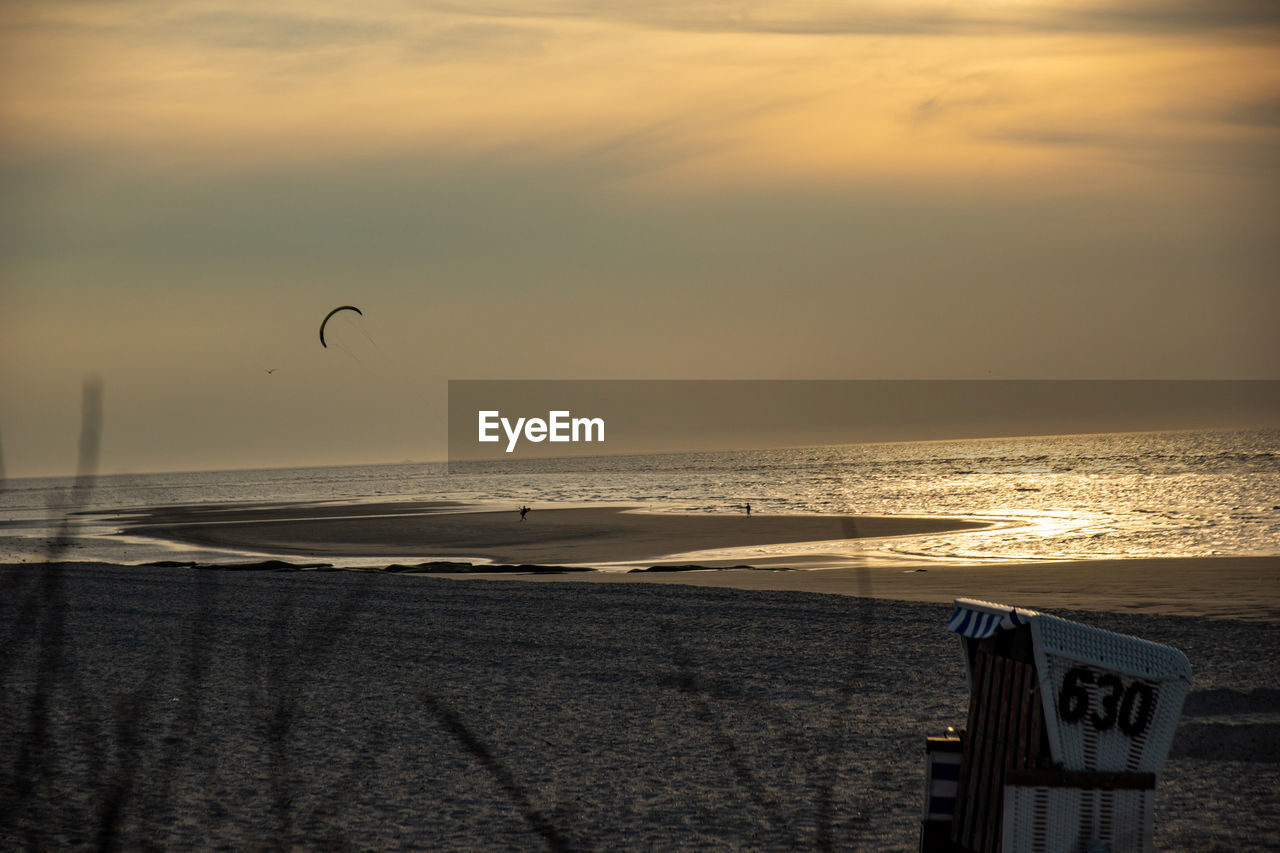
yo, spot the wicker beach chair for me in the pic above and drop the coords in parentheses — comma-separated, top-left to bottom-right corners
(927, 599, 1191, 853)
(1028, 614, 1191, 776)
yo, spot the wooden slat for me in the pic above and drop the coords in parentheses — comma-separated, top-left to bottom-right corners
(976, 656, 1000, 852)
(975, 653, 1001, 852)
(1028, 670, 1043, 769)
(951, 645, 1050, 853)
(985, 656, 1015, 850)
(953, 649, 986, 848)
(1012, 661, 1033, 773)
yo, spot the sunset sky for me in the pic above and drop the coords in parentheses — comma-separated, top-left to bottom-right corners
(2, 1, 1278, 476)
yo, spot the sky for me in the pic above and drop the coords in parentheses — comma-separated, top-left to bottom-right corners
(2, 0, 1278, 477)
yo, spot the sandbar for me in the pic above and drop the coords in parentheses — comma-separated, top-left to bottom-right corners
(119, 500, 987, 565)
(115, 500, 1279, 620)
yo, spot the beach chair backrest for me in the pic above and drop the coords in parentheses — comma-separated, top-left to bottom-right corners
(1029, 615, 1191, 775)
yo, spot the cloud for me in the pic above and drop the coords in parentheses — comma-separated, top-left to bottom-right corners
(162, 9, 548, 61)
(908, 71, 1011, 126)
(425, 0, 1280, 37)
(402, 22, 547, 61)
(988, 123, 1280, 176)
(0, 3, 541, 63)
(8, 0, 1280, 61)
(571, 94, 809, 183)
(1066, 0, 1280, 35)
(2, 2, 390, 49)
(1222, 94, 1280, 128)
(166, 10, 397, 52)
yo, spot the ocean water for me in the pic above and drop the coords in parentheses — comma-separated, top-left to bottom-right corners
(2, 428, 1277, 567)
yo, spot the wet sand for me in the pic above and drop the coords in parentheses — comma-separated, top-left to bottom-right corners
(116, 500, 1280, 621)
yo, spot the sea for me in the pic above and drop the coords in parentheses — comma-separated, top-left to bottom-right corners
(2, 427, 1277, 569)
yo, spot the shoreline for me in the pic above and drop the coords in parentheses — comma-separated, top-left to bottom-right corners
(65, 497, 1278, 621)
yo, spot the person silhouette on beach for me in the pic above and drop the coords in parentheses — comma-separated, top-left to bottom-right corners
(519, 505, 530, 522)
(745, 502, 751, 516)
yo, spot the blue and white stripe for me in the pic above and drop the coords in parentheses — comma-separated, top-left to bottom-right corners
(923, 736, 964, 820)
(947, 598, 1038, 639)
(926, 755, 961, 819)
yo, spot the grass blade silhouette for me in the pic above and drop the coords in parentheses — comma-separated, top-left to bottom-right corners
(419, 689, 576, 852)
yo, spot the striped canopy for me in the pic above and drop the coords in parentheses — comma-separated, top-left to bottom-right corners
(947, 598, 1039, 639)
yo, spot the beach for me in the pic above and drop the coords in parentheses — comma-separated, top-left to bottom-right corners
(7, 0, 1277, 845)
(4, 498, 1277, 849)
(498, 556, 1280, 622)
(116, 500, 1280, 621)
(2, 561, 1276, 851)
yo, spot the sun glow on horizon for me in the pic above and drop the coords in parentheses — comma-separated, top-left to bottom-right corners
(2, 0, 1277, 476)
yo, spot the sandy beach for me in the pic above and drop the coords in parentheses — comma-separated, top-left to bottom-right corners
(494, 556, 1280, 622)
(2, 562, 1276, 850)
(2, 499, 1273, 849)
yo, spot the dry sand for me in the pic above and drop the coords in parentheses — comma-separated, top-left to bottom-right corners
(2, 563, 1277, 851)
(488, 556, 1280, 622)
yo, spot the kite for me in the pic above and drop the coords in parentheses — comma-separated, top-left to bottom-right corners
(319, 305, 362, 348)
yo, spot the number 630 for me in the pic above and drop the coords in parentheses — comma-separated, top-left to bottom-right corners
(1057, 667, 1155, 738)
